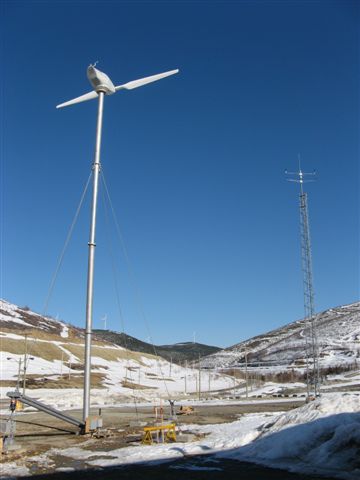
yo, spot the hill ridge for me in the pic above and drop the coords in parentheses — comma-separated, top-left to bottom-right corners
(201, 301, 360, 370)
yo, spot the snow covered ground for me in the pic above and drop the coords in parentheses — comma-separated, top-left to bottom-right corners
(2, 298, 359, 408)
(1, 299, 238, 404)
(1, 393, 359, 479)
(0, 350, 236, 407)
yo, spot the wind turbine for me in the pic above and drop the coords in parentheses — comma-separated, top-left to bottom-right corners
(101, 314, 107, 330)
(57, 64, 179, 423)
(56, 64, 179, 108)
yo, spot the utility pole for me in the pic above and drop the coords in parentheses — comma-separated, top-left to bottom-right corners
(286, 159, 320, 397)
(7, 357, 23, 392)
(169, 356, 172, 377)
(60, 350, 64, 378)
(22, 335, 28, 396)
(17, 358, 22, 391)
(198, 354, 201, 400)
(184, 361, 187, 394)
(245, 350, 249, 399)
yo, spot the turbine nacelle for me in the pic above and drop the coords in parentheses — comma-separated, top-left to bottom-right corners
(87, 65, 116, 95)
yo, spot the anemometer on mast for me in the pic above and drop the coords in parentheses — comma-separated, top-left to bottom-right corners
(285, 155, 316, 194)
(57, 63, 179, 423)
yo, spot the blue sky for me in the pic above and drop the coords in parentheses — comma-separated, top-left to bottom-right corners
(2, 1, 359, 347)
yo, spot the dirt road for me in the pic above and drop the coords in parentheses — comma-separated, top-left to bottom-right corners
(0, 400, 304, 456)
(1, 399, 304, 437)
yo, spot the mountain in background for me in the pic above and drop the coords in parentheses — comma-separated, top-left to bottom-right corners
(201, 301, 360, 371)
(0, 299, 232, 398)
(0, 299, 220, 364)
(1, 298, 359, 373)
(93, 329, 220, 364)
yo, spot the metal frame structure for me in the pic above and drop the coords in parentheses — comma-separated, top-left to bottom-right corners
(7, 391, 85, 432)
(286, 161, 320, 397)
(142, 424, 176, 445)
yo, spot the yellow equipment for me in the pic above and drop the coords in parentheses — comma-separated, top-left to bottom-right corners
(178, 405, 194, 415)
(142, 423, 176, 445)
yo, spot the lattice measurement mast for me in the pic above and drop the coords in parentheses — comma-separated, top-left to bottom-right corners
(286, 161, 320, 397)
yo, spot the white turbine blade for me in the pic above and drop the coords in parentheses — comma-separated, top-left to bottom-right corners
(115, 69, 179, 91)
(56, 90, 98, 109)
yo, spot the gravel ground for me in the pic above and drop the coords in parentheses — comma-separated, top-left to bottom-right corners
(1, 400, 330, 479)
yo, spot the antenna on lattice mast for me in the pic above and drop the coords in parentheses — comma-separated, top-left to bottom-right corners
(285, 155, 320, 398)
(285, 155, 316, 193)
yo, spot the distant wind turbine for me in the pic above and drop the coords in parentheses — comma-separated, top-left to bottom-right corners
(101, 314, 107, 330)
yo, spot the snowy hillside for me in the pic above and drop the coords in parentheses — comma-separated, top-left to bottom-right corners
(0, 300, 78, 339)
(202, 302, 360, 370)
(0, 299, 234, 403)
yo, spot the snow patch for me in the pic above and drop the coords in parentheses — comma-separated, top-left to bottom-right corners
(0, 461, 30, 477)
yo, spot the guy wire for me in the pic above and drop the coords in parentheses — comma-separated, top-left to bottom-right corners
(100, 176, 140, 419)
(25, 171, 92, 377)
(100, 170, 171, 400)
